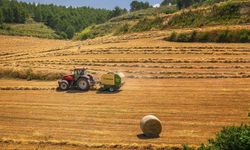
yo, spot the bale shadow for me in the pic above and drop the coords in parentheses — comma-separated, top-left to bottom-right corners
(137, 134, 160, 140)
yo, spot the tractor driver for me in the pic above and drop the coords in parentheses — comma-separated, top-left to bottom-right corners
(74, 68, 86, 79)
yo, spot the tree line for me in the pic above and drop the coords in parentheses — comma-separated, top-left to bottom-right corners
(161, 0, 225, 9)
(0, 0, 113, 39)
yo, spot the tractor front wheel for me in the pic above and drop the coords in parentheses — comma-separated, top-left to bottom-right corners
(77, 78, 90, 91)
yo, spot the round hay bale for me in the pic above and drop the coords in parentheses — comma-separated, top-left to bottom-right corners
(140, 115, 162, 137)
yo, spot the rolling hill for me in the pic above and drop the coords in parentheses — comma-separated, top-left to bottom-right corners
(0, 21, 60, 39)
(75, 0, 250, 41)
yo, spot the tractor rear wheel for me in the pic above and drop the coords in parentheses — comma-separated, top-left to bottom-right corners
(77, 78, 90, 91)
(59, 80, 69, 91)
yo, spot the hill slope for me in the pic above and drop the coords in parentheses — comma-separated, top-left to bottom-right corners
(0, 22, 60, 39)
(75, 0, 250, 40)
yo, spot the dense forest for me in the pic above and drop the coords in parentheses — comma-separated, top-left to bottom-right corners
(0, 0, 112, 39)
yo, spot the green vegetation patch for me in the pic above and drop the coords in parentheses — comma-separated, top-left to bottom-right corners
(0, 22, 60, 39)
(75, 22, 126, 40)
(131, 17, 164, 32)
(166, 29, 250, 43)
(110, 5, 176, 23)
(167, 1, 250, 28)
(75, 16, 164, 40)
(183, 124, 250, 150)
(199, 124, 250, 150)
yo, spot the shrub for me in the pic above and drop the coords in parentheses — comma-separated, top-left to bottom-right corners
(116, 23, 129, 34)
(161, 9, 176, 14)
(166, 29, 250, 43)
(198, 124, 250, 150)
(217, 30, 230, 43)
(168, 10, 205, 27)
(132, 19, 152, 32)
(239, 29, 250, 43)
(26, 68, 33, 81)
(58, 32, 67, 39)
(0, 24, 11, 30)
(189, 30, 197, 42)
(198, 32, 209, 42)
(183, 144, 195, 150)
(131, 17, 163, 32)
(212, 2, 240, 20)
(176, 33, 190, 42)
(169, 31, 177, 41)
(79, 33, 95, 40)
(167, 1, 246, 28)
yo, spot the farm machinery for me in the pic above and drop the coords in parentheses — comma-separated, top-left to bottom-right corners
(58, 68, 125, 92)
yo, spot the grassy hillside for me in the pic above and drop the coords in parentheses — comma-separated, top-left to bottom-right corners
(75, 0, 250, 40)
(74, 5, 176, 40)
(0, 21, 60, 39)
(167, 0, 250, 28)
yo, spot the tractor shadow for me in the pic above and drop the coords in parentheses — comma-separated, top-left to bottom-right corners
(66, 90, 89, 93)
(55, 87, 122, 94)
(96, 89, 122, 94)
(137, 134, 160, 140)
(55, 87, 89, 93)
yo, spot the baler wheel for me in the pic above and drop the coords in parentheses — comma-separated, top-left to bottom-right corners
(109, 87, 115, 92)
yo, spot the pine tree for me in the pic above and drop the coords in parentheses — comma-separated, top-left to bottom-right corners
(65, 25, 75, 39)
(0, 9, 4, 24)
(3, 7, 14, 22)
(176, 0, 194, 9)
(109, 6, 127, 18)
(130, 1, 150, 12)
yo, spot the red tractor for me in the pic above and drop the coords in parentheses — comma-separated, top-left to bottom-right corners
(58, 68, 95, 91)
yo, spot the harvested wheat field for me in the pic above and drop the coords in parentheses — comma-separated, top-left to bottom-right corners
(0, 31, 250, 149)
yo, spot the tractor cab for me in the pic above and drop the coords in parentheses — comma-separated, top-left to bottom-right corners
(73, 68, 87, 79)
